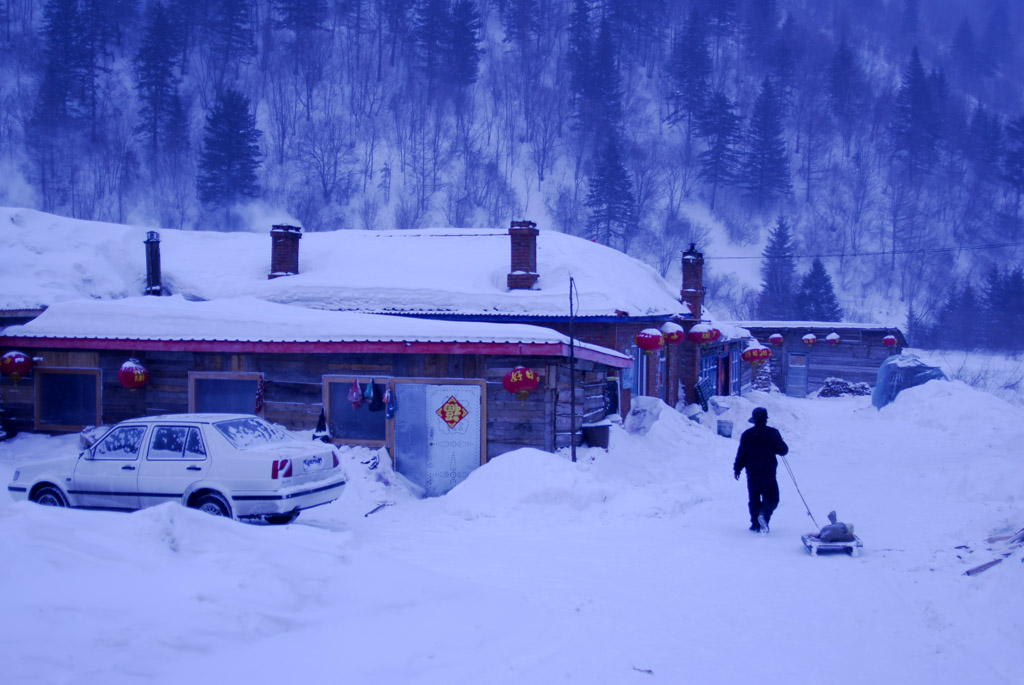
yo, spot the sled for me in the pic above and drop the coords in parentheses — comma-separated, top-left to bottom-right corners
(801, 532, 863, 557)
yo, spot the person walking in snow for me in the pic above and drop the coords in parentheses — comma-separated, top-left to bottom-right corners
(733, 407, 788, 534)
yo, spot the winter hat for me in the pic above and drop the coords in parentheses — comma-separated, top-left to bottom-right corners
(749, 407, 768, 424)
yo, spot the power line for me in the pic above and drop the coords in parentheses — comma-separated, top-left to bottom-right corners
(705, 241, 1024, 260)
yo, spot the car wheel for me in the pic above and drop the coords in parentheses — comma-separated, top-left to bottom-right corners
(32, 485, 68, 507)
(193, 493, 231, 518)
(264, 511, 300, 525)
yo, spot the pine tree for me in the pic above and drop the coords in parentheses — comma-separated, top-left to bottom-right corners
(892, 47, 938, 179)
(586, 131, 635, 249)
(208, 0, 255, 85)
(950, 17, 977, 80)
(413, 0, 448, 86)
(197, 89, 262, 208)
(446, 0, 482, 88)
(757, 216, 796, 319)
(500, 0, 538, 50)
(667, 9, 711, 152)
(739, 77, 791, 206)
(37, 0, 82, 127)
(589, 17, 622, 139)
(566, 0, 592, 116)
(134, 2, 180, 158)
(273, 0, 328, 73)
(696, 90, 741, 211)
(966, 104, 1002, 186)
(795, 257, 843, 321)
(1003, 115, 1024, 215)
(827, 37, 865, 156)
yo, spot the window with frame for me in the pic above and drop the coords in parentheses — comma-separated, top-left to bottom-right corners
(35, 367, 101, 431)
(323, 376, 390, 446)
(630, 346, 648, 396)
(94, 425, 147, 460)
(188, 372, 264, 415)
(147, 426, 207, 460)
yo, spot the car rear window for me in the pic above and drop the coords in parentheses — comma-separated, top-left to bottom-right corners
(213, 417, 290, 449)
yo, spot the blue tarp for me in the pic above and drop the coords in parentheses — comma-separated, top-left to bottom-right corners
(872, 353, 947, 409)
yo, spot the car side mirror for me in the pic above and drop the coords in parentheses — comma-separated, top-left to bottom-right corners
(80, 448, 94, 460)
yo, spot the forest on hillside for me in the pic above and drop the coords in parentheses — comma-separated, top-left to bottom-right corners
(1, 0, 1024, 346)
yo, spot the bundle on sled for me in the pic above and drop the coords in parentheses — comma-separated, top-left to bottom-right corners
(801, 511, 863, 557)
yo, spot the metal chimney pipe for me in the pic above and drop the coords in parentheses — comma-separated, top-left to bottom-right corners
(144, 231, 162, 296)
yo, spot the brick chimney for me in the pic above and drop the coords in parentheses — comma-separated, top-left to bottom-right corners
(269, 224, 302, 279)
(507, 220, 539, 290)
(681, 243, 704, 320)
(144, 231, 162, 295)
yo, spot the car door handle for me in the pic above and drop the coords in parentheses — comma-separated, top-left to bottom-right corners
(186, 465, 202, 471)
(121, 465, 136, 471)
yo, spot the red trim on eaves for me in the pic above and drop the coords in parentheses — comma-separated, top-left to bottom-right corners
(0, 336, 632, 368)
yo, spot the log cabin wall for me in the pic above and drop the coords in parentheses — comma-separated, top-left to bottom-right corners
(2, 348, 617, 461)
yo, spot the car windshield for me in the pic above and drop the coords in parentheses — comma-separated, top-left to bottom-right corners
(213, 417, 291, 449)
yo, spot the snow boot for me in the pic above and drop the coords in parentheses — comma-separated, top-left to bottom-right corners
(758, 514, 769, 535)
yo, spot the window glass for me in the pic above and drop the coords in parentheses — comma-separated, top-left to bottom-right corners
(148, 426, 188, 460)
(94, 426, 147, 460)
(193, 377, 259, 414)
(214, 417, 289, 449)
(326, 379, 387, 441)
(185, 428, 207, 460)
(37, 371, 99, 429)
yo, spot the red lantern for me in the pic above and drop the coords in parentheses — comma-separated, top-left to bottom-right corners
(660, 322, 684, 344)
(826, 332, 841, 345)
(802, 333, 817, 346)
(768, 333, 784, 345)
(883, 334, 898, 347)
(741, 346, 772, 363)
(687, 324, 721, 344)
(502, 366, 540, 401)
(1, 350, 32, 385)
(118, 358, 149, 391)
(635, 328, 665, 354)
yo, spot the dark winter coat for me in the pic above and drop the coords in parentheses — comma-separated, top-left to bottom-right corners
(733, 423, 789, 482)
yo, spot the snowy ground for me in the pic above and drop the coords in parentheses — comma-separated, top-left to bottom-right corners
(1, 380, 1022, 684)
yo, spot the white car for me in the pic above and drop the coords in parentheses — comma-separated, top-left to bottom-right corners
(7, 414, 347, 524)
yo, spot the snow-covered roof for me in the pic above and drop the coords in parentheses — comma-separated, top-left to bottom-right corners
(0, 296, 632, 366)
(0, 208, 686, 320)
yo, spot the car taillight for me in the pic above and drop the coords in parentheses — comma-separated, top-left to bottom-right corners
(272, 459, 293, 479)
(332, 450, 340, 468)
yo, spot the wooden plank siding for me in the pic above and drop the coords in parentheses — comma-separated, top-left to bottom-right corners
(741, 326, 905, 395)
(2, 348, 617, 464)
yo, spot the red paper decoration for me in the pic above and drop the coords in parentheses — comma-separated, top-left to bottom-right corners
(502, 366, 540, 401)
(883, 335, 898, 347)
(826, 332, 841, 345)
(802, 333, 817, 345)
(1, 350, 32, 385)
(635, 328, 666, 354)
(741, 346, 772, 363)
(768, 333, 784, 345)
(118, 358, 149, 391)
(687, 324, 721, 344)
(660, 321, 684, 344)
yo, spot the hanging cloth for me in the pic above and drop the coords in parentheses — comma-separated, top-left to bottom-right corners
(369, 382, 386, 412)
(347, 380, 364, 410)
(385, 387, 396, 419)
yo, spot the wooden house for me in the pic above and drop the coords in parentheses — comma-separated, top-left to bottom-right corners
(0, 297, 629, 496)
(0, 210, 747, 496)
(730, 322, 907, 397)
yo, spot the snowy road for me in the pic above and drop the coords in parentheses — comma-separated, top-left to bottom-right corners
(1, 382, 1021, 684)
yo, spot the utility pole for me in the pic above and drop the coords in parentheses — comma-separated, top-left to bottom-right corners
(569, 276, 577, 463)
